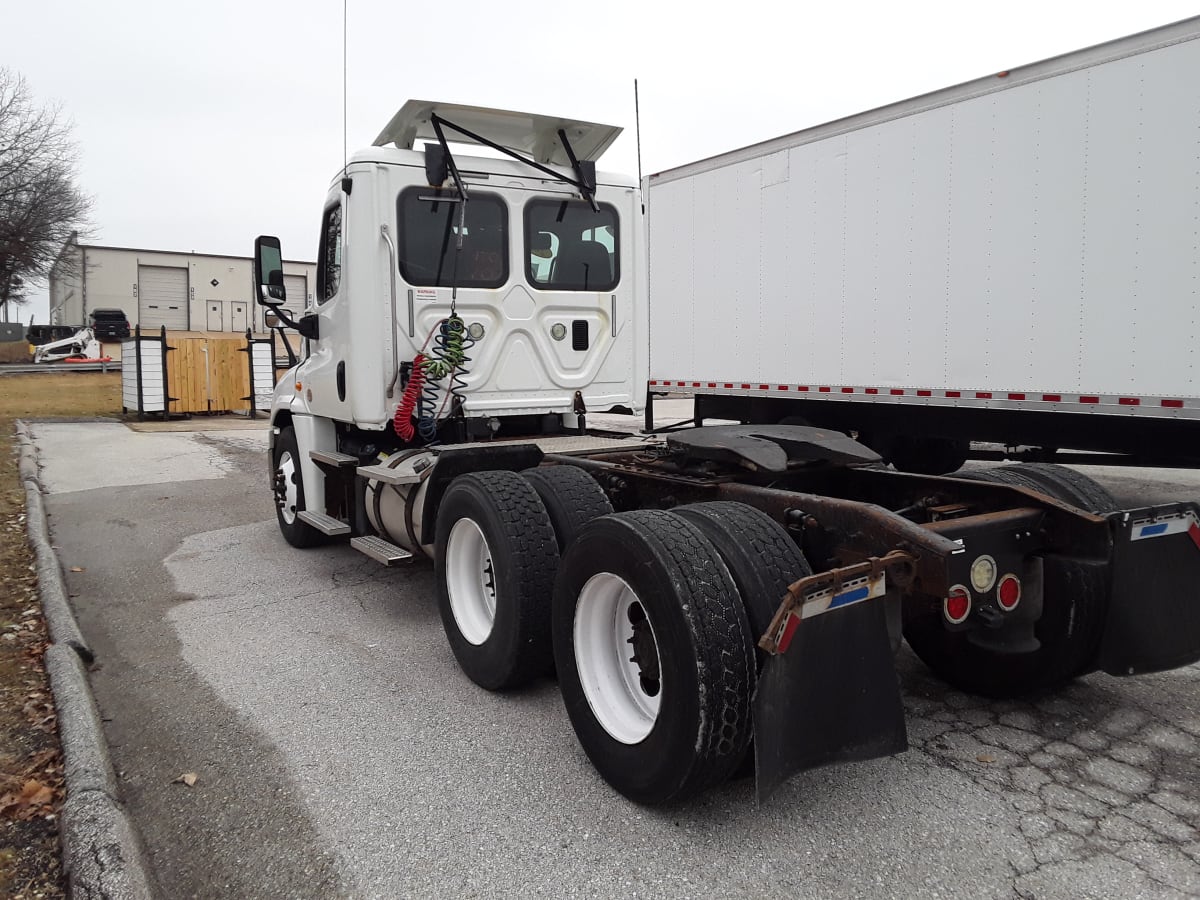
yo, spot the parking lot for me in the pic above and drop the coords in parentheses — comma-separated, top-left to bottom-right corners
(31, 418, 1200, 899)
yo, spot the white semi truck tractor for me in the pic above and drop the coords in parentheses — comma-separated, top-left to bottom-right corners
(254, 95, 1200, 805)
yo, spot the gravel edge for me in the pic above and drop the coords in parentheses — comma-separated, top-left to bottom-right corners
(16, 421, 160, 900)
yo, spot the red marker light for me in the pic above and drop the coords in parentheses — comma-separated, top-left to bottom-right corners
(997, 575, 1021, 611)
(944, 586, 971, 624)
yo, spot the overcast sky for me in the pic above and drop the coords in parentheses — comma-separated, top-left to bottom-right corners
(6, 0, 1197, 323)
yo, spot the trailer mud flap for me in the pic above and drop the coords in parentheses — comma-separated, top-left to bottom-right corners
(1097, 503, 1200, 676)
(753, 597, 907, 803)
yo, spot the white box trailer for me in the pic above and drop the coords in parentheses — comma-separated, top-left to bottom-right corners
(646, 16, 1200, 471)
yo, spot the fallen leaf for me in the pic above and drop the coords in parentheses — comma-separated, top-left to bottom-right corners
(69, 566, 84, 573)
(19, 780, 53, 807)
(976, 753, 995, 764)
(173, 772, 198, 788)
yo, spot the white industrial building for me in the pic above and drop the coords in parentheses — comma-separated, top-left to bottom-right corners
(48, 235, 316, 333)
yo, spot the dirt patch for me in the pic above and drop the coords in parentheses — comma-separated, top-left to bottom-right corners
(0, 344, 33, 364)
(0, 371, 121, 898)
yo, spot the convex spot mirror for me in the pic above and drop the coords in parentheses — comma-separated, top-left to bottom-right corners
(254, 235, 286, 307)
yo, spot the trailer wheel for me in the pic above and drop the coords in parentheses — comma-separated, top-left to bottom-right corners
(522, 465, 613, 552)
(995, 464, 1118, 514)
(435, 471, 559, 690)
(271, 426, 325, 549)
(553, 510, 755, 804)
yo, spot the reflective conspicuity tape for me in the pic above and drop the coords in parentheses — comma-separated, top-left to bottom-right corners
(1130, 511, 1200, 551)
(773, 573, 886, 654)
(647, 381, 1196, 416)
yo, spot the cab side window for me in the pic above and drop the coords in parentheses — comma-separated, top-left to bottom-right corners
(316, 204, 342, 303)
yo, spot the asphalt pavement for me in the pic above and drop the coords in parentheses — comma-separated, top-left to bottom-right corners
(30, 417, 1200, 899)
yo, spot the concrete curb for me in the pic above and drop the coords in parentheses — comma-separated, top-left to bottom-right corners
(16, 421, 160, 900)
(23, 481, 92, 662)
(44, 646, 120, 798)
(14, 420, 41, 490)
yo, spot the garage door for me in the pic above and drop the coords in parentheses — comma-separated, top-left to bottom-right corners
(284, 275, 308, 308)
(138, 266, 189, 330)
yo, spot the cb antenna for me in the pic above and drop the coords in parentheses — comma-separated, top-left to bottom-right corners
(634, 78, 644, 214)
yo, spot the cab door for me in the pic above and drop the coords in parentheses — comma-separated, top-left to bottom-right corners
(302, 196, 352, 420)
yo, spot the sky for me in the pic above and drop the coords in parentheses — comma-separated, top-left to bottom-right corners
(5, 0, 1197, 323)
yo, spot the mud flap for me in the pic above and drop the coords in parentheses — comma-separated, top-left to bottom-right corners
(1097, 503, 1200, 676)
(753, 596, 907, 803)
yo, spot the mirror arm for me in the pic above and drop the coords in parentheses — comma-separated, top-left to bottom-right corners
(273, 323, 298, 369)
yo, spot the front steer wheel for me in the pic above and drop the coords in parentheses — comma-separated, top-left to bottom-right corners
(271, 426, 325, 549)
(552, 510, 756, 805)
(435, 471, 559, 690)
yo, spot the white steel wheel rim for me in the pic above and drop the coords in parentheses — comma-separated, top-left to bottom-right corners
(445, 517, 497, 645)
(574, 573, 662, 745)
(277, 451, 299, 525)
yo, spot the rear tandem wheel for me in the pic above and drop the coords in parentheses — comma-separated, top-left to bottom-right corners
(552, 510, 756, 804)
(434, 471, 560, 690)
(903, 464, 1114, 697)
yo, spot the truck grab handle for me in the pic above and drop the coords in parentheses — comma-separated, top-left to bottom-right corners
(381, 223, 410, 397)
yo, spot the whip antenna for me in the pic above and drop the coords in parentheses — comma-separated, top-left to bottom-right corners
(634, 79, 644, 214)
(342, 0, 348, 182)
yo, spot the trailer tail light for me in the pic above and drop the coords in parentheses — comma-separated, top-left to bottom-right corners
(944, 585, 971, 624)
(997, 574, 1021, 611)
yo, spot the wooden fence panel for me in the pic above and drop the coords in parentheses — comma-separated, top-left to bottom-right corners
(165, 336, 252, 414)
(210, 340, 250, 412)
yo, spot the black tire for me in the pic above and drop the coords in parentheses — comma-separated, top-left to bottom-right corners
(435, 471, 559, 690)
(903, 557, 1108, 698)
(271, 426, 325, 549)
(522, 465, 613, 552)
(673, 502, 812, 778)
(553, 510, 755, 804)
(672, 502, 810, 651)
(996, 463, 1118, 514)
(905, 466, 1112, 697)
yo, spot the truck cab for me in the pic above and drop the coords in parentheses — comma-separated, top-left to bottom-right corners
(260, 100, 646, 447)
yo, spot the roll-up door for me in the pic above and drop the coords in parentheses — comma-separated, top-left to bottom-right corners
(283, 274, 308, 308)
(138, 266, 189, 330)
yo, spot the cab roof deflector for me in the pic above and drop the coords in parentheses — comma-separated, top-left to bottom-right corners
(372, 100, 623, 166)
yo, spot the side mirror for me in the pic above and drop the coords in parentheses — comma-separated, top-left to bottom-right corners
(254, 235, 286, 306)
(264, 310, 280, 328)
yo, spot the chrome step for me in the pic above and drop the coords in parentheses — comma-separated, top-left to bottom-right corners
(296, 510, 351, 536)
(351, 535, 414, 565)
(309, 449, 360, 467)
(357, 463, 425, 485)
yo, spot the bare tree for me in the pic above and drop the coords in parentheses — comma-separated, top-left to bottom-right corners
(0, 68, 91, 320)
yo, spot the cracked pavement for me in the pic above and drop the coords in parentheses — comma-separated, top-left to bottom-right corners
(29, 420, 1200, 898)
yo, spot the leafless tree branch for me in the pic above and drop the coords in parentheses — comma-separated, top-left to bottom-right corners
(0, 67, 92, 317)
